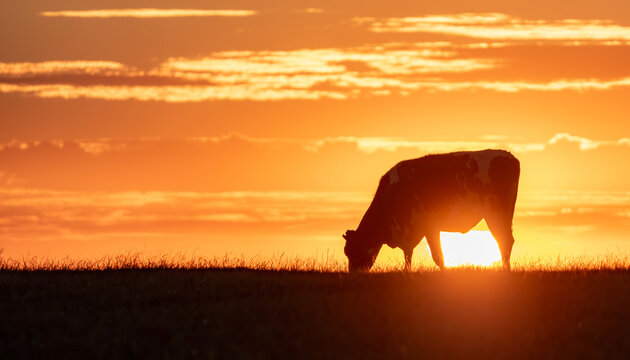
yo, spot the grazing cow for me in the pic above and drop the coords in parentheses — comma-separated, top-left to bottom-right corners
(343, 149, 520, 272)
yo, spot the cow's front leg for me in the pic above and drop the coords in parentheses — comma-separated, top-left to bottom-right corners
(403, 247, 413, 271)
(401, 237, 421, 271)
(426, 232, 445, 270)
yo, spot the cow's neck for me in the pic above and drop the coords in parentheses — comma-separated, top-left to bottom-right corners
(355, 197, 389, 247)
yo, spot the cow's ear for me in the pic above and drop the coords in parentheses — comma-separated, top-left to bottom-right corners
(343, 230, 355, 241)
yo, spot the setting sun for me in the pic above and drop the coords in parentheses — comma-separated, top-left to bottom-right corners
(437, 231, 502, 267)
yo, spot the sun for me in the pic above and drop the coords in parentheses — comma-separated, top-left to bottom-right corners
(432, 230, 502, 267)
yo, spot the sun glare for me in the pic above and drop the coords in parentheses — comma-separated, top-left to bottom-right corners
(435, 230, 502, 267)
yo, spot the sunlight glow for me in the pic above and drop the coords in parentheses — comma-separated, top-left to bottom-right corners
(436, 231, 502, 267)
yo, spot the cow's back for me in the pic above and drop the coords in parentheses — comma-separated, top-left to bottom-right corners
(379, 149, 519, 232)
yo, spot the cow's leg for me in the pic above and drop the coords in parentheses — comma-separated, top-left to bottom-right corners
(426, 232, 445, 270)
(403, 247, 413, 271)
(402, 236, 422, 271)
(486, 217, 515, 271)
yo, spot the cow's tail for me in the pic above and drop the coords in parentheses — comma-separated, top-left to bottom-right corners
(508, 157, 521, 230)
(489, 153, 520, 229)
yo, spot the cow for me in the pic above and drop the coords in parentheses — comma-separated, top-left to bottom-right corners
(343, 149, 520, 272)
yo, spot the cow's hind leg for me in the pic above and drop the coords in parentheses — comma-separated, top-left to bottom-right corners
(426, 232, 445, 270)
(486, 217, 515, 271)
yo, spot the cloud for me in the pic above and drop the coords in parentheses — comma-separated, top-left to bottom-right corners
(548, 133, 630, 150)
(2, 133, 630, 201)
(0, 46, 499, 100)
(0, 83, 346, 101)
(310, 136, 504, 153)
(0, 188, 369, 236)
(295, 8, 323, 14)
(4, 76, 630, 102)
(512, 190, 630, 238)
(2, 132, 628, 157)
(40, 9, 257, 18)
(1, 134, 496, 156)
(2, 187, 628, 231)
(405, 77, 630, 92)
(0, 133, 508, 192)
(76, 139, 128, 155)
(160, 47, 493, 75)
(310, 132, 630, 153)
(0, 139, 32, 151)
(1, 187, 629, 253)
(147, 46, 497, 97)
(3, 49, 630, 101)
(356, 13, 630, 41)
(0, 61, 127, 77)
(4, 33, 630, 102)
(185, 132, 515, 154)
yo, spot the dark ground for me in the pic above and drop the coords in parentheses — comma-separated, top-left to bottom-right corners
(1, 269, 629, 359)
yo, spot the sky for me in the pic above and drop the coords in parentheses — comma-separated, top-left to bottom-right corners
(1, 1, 630, 265)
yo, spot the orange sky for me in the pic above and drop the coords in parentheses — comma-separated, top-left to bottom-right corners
(1, 1, 630, 264)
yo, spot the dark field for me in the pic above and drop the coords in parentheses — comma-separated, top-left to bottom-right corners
(1, 269, 629, 359)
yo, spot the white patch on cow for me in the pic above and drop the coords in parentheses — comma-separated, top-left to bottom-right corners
(388, 165, 400, 185)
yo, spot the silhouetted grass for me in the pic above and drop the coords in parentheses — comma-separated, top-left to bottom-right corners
(1, 253, 629, 359)
(0, 252, 347, 272)
(1, 252, 629, 272)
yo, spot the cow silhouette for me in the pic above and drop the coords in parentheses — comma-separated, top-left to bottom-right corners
(344, 149, 520, 272)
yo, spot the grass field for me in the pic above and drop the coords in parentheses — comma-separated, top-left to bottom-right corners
(1, 255, 629, 359)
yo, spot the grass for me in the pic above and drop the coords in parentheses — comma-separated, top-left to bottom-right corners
(1, 254, 629, 359)
(1, 252, 629, 271)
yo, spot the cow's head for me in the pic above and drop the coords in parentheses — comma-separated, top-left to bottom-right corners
(343, 230, 381, 272)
